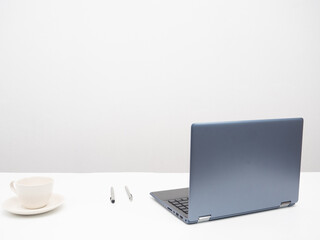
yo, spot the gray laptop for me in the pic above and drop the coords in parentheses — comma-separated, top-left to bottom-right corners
(150, 118, 303, 224)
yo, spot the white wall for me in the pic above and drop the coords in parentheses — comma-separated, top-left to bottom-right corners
(0, 0, 319, 172)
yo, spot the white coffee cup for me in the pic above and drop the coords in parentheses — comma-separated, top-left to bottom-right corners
(10, 177, 54, 209)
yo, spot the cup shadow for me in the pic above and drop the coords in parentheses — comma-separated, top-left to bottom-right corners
(2, 204, 65, 219)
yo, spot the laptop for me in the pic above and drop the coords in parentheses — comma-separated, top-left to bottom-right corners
(150, 118, 304, 224)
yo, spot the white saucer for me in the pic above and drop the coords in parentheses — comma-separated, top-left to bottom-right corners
(2, 193, 64, 215)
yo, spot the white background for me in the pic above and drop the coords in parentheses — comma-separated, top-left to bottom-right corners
(0, 0, 319, 172)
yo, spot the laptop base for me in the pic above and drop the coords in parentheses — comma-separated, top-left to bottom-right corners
(150, 188, 189, 223)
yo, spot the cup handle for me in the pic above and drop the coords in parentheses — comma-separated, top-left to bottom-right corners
(10, 181, 17, 194)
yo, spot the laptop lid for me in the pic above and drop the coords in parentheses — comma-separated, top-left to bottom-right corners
(188, 118, 303, 222)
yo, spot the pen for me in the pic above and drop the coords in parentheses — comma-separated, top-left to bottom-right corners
(125, 186, 133, 201)
(110, 187, 115, 203)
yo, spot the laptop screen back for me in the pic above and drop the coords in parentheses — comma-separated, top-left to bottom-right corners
(188, 118, 303, 222)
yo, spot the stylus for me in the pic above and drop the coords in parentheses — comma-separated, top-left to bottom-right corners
(110, 187, 115, 203)
(125, 186, 133, 201)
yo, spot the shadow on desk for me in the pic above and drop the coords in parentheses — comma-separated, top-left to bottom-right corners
(2, 204, 65, 219)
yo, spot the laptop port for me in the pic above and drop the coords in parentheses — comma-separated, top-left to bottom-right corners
(180, 216, 183, 219)
(176, 213, 179, 216)
(167, 207, 172, 212)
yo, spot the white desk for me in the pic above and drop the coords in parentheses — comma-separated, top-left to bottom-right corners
(1, 173, 319, 240)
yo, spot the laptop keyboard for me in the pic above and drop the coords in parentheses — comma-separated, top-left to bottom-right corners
(168, 198, 189, 215)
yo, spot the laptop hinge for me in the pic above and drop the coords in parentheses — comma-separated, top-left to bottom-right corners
(280, 201, 291, 208)
(198, 215, 211, 223)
